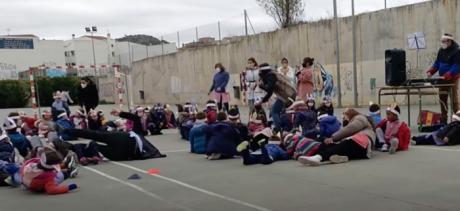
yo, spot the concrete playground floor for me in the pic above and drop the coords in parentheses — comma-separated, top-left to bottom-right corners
(1, 104, 460, 211)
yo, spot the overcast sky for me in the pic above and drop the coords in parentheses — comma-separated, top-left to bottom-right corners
(1, 0, 429, 43)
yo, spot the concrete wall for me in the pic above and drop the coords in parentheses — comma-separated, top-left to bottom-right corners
(132, 0, 460, 107)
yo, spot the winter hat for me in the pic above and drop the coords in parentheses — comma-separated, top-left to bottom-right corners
(217, 112, 228, 121)
(39, 147, 63, 170)
(322, 96, 332, 103)
(8, 112, 21, 120)
(57, 111, 67, 119)
(206, 100, 217, 108)
(227, 107, 240, 120)
(369, 101, 381, 114)
(441, 33, 455, 41)
(452, 110, 460, 122)
(317, 110, 329, 121)
(386, 103, 401, 117)
(3, 117, 17, 130)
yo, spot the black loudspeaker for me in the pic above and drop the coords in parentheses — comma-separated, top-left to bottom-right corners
(385, 49, 406, 86)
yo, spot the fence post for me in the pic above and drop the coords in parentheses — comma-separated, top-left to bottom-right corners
(114, 65, 123, 109)
(28, 67, 39, 118)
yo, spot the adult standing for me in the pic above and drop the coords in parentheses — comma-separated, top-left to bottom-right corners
(277, 58, 296, 87)
(426, 33, 460, 124)
(209, 63, 230, 112)
(256, 63, 296, 134)
(77, 77, 99, 114)
(296, 57, 315, 100)
(298, 108, 376, 166)
(241, 57, 264, 115)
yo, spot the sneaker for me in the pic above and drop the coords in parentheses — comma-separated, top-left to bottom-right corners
(4, 176, 20, 187)
(65, 152, 79, 178)
(329, 155, 349, 164)
(208, 153, 221, 160)
(389, 139, 399, 154)
(257, 139, 267, 147)
(411, 140, 417, 146)
(236, 141, 249, 152)
(89, 156, 103, 165)
(381, 144, 389, 152)
(298, 155, 322, 166)
(79, 157, 89, 166)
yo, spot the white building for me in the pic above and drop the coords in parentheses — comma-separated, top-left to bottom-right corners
(0, 35, 65, 79)
(0, 34, 178, 79)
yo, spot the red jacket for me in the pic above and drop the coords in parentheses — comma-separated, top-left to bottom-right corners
(377, 119, 411, 151)
(20, 158, 70, 195)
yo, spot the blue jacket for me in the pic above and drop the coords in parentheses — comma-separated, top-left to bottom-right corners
(51, 100, 71, 121)
(205, 121, 239, 156)
(295, 110, 318, 138)
(56, 118, 76, 140)
(0, 140, 14, 162)
(210, 70, 230, 93)
(369, 113, 382, 125)
(189, 123, 208, 154)
(431, 42, 460, 79)
(7, 131, 31, 157)
(319, 115, 341, 139)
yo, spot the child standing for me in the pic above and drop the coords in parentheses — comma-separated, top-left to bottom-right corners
(375, 104, 411, 154)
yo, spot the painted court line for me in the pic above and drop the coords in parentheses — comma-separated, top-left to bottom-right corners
(161, 149, 189, 153)
(83, 166, 194, 211)
(111, 161, 272, 211)
(412, 146, 460, 153)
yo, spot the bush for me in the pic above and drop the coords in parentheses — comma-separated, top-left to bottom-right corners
(36, 77, 81, 106)
(0, 80, 30, 108)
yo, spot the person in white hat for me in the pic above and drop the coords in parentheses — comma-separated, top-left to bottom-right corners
(375, 104, 411, 154)
(426, 33, 460, 123)
(412, 110, 460, 146)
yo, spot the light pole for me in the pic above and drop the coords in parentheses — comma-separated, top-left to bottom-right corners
(351, 0, 358, 107)
(85, 26, 98, 88)
(333, 0, 342, 107)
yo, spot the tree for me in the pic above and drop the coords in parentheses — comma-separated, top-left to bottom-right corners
(256, 0, 304, 28)
(116, 34, 168, 46)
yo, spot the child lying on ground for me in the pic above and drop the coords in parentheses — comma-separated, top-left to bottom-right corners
(21, 147, 78, 195)
(412, 110, 460, 146)
(236, 135, 289, 165)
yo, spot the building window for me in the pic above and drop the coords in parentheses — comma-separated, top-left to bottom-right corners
(71, 50, 75, 56)
(111, 44, 114, 47)
(112, 51, 115, 57)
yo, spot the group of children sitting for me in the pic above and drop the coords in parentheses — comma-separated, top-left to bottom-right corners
(179, 97, 413, 166)
(0, 91, 168, 194)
